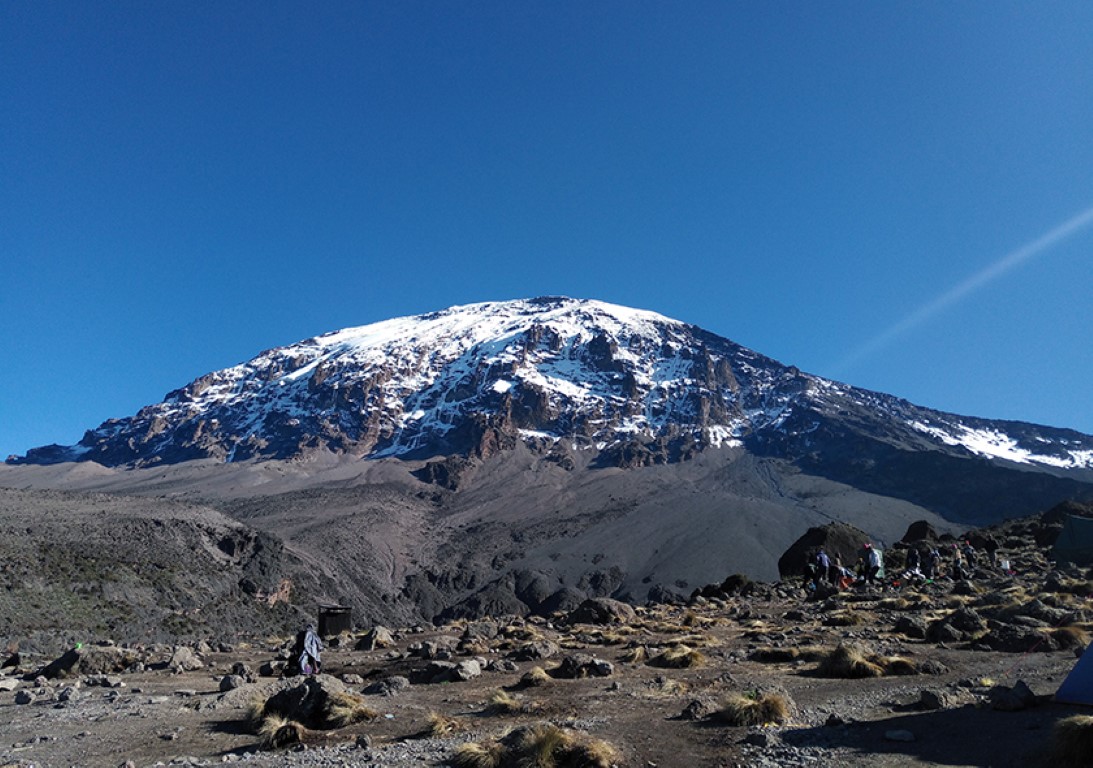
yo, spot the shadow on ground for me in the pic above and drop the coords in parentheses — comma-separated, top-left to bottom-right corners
(781, 702, 1084, 767)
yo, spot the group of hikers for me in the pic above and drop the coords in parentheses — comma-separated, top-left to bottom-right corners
(805, 538, 999, 594)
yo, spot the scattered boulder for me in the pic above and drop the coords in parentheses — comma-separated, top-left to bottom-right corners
(363, 676, 411, 697)
(901, 521, 939, 544)
(219, 675, 245, 692)
(926, 608, 986, 643)
(420, 659, 481, 684)
(777, 521, 871, 579)
(565, 598, 636, 626)
(919, 687, 971, 710)
(989, 680, 1039, 711)
(680, 696, 719, 720)
(552, 653, 614, 679)
(168, 647, 204, 673)
(980, 624, 1058, 653)
(39, 645, 137, 680)
(259, 675, 375, 730)
(894, 615, 928, 640)
(14, 690, 34, 705)
(509, 640, 559, 661)
(356, 626, 396, 651)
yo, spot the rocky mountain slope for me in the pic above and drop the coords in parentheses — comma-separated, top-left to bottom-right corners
(10, 298, 1093, 484)
(3, 297, 1093, 629)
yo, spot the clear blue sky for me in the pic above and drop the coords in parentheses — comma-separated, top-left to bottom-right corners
(3, 2, 1092, 460)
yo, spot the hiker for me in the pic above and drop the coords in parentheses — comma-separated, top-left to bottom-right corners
(924, 547, 941, 579)
(864, 543, 883, 584)
(952, 549, 969, 580)
(963, 541, 978, 568)
(829, 554, 843, 585)
(905, 547, 921, 572)
(293, 623, 323, 675)
(815, 549, 831, 583)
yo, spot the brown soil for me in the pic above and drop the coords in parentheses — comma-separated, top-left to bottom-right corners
(1, 583, 1088, 768)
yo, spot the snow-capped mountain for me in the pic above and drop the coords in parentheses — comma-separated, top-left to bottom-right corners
(11, 297, 1093, 475)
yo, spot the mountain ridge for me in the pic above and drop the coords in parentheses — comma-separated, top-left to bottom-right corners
(10, 297, 1093, 478)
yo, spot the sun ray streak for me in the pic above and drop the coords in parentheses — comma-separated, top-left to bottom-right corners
(832, 204, 1093, 375)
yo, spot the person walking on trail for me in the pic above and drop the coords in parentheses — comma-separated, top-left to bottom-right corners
(300, 623, 323, 675)
(864, 543, 883, 584)
(815, 550, 831, 583)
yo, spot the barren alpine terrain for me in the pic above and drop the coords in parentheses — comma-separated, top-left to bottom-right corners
(3, 507, 1093, 768)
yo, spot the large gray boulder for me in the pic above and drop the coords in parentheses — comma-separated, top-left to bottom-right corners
(564, 598, 636, 626)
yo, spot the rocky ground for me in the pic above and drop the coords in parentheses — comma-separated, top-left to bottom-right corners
(3, 511, 1093, 768)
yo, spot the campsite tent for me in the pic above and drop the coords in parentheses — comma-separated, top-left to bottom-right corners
(1051, 513, 1093, 566)
(1057, 648, 1093, 705)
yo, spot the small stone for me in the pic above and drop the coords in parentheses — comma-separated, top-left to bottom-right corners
(743, 731, 774, 747)
(14, 689, 35, 705)
(219, 674, 245, 692)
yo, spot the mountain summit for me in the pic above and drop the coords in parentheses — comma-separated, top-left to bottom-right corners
(11, 296, 1093, 483)
(6, 298, 1093, 624)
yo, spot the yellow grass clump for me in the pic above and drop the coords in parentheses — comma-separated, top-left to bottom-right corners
(816, 645, 885, 678)
(323, 690, 380, 727)
(713, 692, 791, 726)
(823, 610, 865, 627)
(488, 690, 525, 715)
(512, 723, 620, 768)
(1050, 715, 1093, 768)
(750, 646, 826, 664)
(257, 715, 305, 751)
(816, 644, 921, 678)
(451, 740, 506, 768)
(520, 666, 551, 687)
(618, 645, 648, 664)
(427, 711, 465, 737)
(454, 724, 618, 768)
(650, 645, 706, 669)
(1052, 626, 1090, 650)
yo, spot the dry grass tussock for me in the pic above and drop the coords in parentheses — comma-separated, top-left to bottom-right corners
(750, 646, 826, 664)
(451, 740, 507, 768)
(559, 629, 630, 648)
(427, 711, 466, 737)
(945, 595, 977, 609)
(1051, 625, 1090, 650)
(662, 632, 715, 648)
(245, 692, 269, 731)
(520, 666, 551, 687)
(1050, 715, 1093, 768)
(618, 645, 648, 664)
(488, 690, 532, 716)
(460, 638, 492, 655)
(323, 691, 380, 727)
(650, 645, 706, 669)
(823, 610, 865, 627)
(642, 677, 689, 698)
(249, 687, 378, 731)
(454, 723, 619, 768)
(713, 692, 791, 726)
(257, 715, 305, 751)
(878, 593, 932, 611)
(1050, 579, 1093, 597)
(816, 644, 918, 679)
